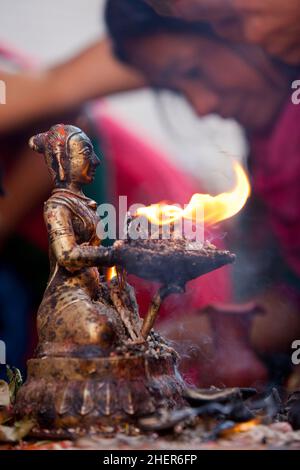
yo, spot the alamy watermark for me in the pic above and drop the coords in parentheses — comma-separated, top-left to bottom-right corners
(0, 340, 6, 365)
(0, 80, 6, 105)
(96, 196, 204, 248)
(291, 80, 300, 105)
(291, 340, 300, 365)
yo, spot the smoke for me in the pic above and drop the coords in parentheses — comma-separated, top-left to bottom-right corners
(205, 226, 228, 245)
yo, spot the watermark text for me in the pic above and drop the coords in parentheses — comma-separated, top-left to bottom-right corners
(96, 196, 204, 248)
(291, 339, 300, 365)
(291, 80, 300, 105)
(0, 80, 6, 105)
(0, 340, 6, 365)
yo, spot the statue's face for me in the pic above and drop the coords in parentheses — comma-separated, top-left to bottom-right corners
(67, 132, 100, 184)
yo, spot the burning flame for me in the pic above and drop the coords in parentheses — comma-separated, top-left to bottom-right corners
(107, 266, 117, 282)
(221, 418, 261, 437)
(136, 161, 250, 226)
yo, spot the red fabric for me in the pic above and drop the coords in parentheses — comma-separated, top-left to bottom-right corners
(252, 96, 300, 278)
(95, 106, 232, 320)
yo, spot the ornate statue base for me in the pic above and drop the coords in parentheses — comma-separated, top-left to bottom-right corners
(15, 340, 185, 435)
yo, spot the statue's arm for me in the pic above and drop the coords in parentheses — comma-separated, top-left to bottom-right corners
(44, 203, 114, 271)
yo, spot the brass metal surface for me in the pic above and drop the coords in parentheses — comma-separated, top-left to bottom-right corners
(15, 125, 184, 433)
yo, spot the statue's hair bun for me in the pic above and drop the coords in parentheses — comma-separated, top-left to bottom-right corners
(28, 133, 47, 153)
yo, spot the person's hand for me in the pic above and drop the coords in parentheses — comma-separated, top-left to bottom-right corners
(143, 0, 300, 65)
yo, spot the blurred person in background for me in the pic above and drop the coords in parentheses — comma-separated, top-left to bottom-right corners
(0, 34, 231, 378)
(105, 0, 300, 387)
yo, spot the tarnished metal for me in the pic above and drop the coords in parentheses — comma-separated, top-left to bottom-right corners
(15, 124, 184, 434)
(141, 285, 184, 339)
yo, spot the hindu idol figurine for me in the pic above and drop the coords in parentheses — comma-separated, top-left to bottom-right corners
(15, 124, 184, 435)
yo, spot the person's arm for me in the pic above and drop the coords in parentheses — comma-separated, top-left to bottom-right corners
(0, 39, 147, 133)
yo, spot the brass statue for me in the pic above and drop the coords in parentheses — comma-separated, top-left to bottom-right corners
(28, 124, 126, 357)
(15, 124, 184, 435)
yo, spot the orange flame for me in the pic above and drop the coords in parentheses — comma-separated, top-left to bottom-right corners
(107, 266, 117, 282)
(221, 418, 261, 437)
(136, 161, 250, 226)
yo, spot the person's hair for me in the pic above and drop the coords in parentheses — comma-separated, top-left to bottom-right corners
(105, 0, 214, 62)
(29, 124, 82, 181)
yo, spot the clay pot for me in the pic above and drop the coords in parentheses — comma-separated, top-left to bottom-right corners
(198, 303, 269, 390)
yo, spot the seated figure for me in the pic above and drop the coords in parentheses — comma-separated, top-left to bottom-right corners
(28, 124, 129, 358)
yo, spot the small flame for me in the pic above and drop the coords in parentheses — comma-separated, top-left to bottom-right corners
(221, 418, 261, 437)
(136, 161, 250, 226)
(107, 266, 117, 282)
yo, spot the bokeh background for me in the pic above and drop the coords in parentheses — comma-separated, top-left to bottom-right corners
(0, 0, 246, 191)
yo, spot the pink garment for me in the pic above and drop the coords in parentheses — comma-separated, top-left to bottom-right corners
(252, 97, 300, 278)
(0, 43, 36, 69)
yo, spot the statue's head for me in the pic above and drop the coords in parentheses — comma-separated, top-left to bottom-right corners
(29, 124, 100, 186)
